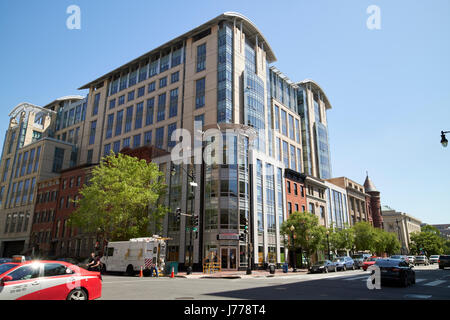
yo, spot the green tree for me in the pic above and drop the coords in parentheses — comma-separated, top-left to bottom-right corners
(69, 153, 168, 243)
(280, 211, 326, 267)
(353, 222, 378, 252)
(444, 240, 450, 255)
(331, 224, 355, 254)
(373, 229, 400, 256)
(409, 225, 444, 256)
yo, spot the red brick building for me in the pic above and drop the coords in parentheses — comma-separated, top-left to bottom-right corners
(364, 175, 383, 229)
(54, 163, 97, 258)
(284, 169, 307, 218)
(30, 177, 59, 257)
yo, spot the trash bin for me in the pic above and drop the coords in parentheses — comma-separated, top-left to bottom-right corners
(269, 264, 276, 274)
(282, 263, 288, 273)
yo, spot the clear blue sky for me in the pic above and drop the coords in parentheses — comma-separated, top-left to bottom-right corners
(1, 0, 449, 224)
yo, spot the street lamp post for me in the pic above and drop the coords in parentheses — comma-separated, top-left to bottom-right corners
(326, 231, 331, 261)
(290, 225, 297, 272)
(171, 164, 197, 275)
(441, 131, 449, 147)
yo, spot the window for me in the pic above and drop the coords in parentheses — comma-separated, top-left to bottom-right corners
(87, 149, 93, 164)
(159, 77, 167, 88)
(118, 95, 125, 105)
(294, 183, 298, 195)
(123, 137, 130, 148)
(171, 71, 179, 83)
(2, 158, 10, 182)
(59, 197, 65, 209)
(281, 110, 287, 136)
(295, 204, 299, 212)
(320, 206, 325, 219)
(196, 43, 206, 72)
(109, 99, 116, 109)
(128, 70, 137, 87)
(167, 123, 177, 148)
(133, 134, 141, 148)
(169, 88, 178, 118)
(104, 144, 111, 156)
(160, 54, 169, 72)
(135, 102, 143, 129)
(144, 131, 152, 145)
(195, 78, 205, 108)
(138, 65, 148, 82)
(148, 81, 156, 93)
(274, 106, 280, 131)
(52, 148, 65, 173)
(92, 93, 100, 116)
(289, 114, 295, 140)
(106, 114, 114, 139)
(171, 48, 182, 67)
(288, 202, 292, 215)
(89, 121, 97, 145)
(155, 127, 164, 149)
(125, 106, 133, 133)
(309, 203, 315, 214)
(146, 98, 155, 125)
(76, 176, 82, 187)
(283, 141, 289, 167)
(7, 265, 40, 281)
(127, 91, 135, 102)
(113, 141, 120, 154)
(287, 181, 291, 193)
(157, 94, 166, 122)
(44, 263, 73, 277)
(115, 110, 123, 136)
(194, 114, 205, 128)
(137, 86, 145, 98)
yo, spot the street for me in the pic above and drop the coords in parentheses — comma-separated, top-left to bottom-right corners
(99, 264, 450, 300)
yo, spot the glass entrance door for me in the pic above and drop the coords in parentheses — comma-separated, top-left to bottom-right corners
(220, 247, 237, 270)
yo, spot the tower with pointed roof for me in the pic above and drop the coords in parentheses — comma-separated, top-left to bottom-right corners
(364, 174, 383, 228)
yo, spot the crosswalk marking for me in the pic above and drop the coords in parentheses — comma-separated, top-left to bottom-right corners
(415, 278, 426, 283)
(343, 275, 370, 281)
(423, 280, 446, 286)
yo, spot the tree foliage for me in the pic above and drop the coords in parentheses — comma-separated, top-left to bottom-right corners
(281, 211, 326, 264)
(409, 225, 444, 256)
(69, 153, 167, 242)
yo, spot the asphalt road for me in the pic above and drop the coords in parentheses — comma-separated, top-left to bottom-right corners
(99, 264, 450, 300)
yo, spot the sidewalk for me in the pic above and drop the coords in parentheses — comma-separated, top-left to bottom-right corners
(172, 268, 309, 279)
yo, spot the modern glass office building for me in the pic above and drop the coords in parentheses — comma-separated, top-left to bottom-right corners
(0, 12, 335, 269)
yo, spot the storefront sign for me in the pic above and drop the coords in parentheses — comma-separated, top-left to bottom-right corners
(217, 233, 239, 240)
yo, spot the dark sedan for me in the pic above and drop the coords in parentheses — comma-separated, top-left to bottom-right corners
(308, 260, 337, 273)
(375, 259, 415, 287)
(438, 255, 450, 269)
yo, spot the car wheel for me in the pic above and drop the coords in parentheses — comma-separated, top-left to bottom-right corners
(352, 265, 355, 270)
(126, 265, 134, 276)
(324, 267, 328, 273)
(343, 265, 347, 271)
(66, 288, 88, 300)
(334, 266, 337, 272)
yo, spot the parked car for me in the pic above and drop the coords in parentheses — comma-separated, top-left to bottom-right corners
(407, 256, 415, 265)
(429, 255, 439, 264)
(0, 260, 102, 300)
(438, 255, 450, 269)
(333, 256, 355, 271)
(414, 256, 429, 266)
(308, 260, 337, 273)
(390, 255, 408, 262)
(362, 256, 380, 271)
(351, 253, 372, 269)
(375, 258, 415, 287)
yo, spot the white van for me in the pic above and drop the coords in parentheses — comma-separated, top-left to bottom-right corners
(100, 236, 167, 276)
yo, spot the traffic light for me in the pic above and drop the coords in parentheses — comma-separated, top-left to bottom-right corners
(244, 218, 249, 234)
(239, 233, 246, 242)
(175, 208, 181, 223)
(193, 215, 199, 226)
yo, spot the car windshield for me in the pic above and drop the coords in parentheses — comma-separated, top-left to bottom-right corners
(0, 263, 17, 275)
(367, 258, 377, 262)
(415, 256, 425, 259)
(430, 255, 439, 258)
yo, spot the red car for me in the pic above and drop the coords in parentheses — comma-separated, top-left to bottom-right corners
(362, 256, 380, 271)
(0, 260, 102, 300)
